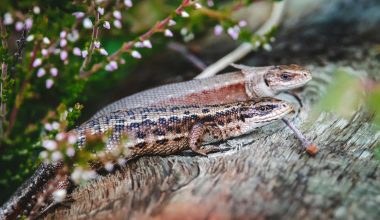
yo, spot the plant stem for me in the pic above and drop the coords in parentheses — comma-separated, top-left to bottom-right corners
(0, 18, 8, 140)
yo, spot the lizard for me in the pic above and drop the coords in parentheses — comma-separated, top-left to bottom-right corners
(0, 98, 293, 219)
(0, 64, 311, 219)
(92, 64, 311, 118)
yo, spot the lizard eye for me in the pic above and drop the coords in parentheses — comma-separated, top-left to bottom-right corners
(280, 72, 293, 81)
(258, 105, 272, 112)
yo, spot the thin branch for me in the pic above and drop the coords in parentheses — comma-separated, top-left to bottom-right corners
(0, 18, 8, 139)
(79, 0, 195, 78)
(79, 2, 101, 74)
(195, 0, 287, 79)
(6, 38, 36, 137)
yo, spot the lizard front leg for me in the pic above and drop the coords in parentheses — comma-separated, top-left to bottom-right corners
(189, 122, 223, 156)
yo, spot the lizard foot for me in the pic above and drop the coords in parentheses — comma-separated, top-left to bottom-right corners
(35, 196, 74, 219)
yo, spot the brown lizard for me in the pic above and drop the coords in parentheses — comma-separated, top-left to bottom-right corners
(0, 98, 293, 219)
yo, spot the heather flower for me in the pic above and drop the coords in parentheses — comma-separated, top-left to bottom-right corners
(43, 37, 50, 44)
(134, 42, 144, 48)
(37, 68, 46, 77)
(55, 133, 65, 141)
(103, 21, 111, 29)
(113, 20, 122, 29)
(164, 29, 173, 37)
(66, 147, 75, 157)
(46, 78, 54, 89)
(50, 68, 58, 77)
(131, 50, 142, 59)
(83, 18, 93, 29)
(3, 13, 13, 25)
(263, 43, 272, 51)
(227, 26, 240, 40)
(195, 3, 202, 9)
(72, 12, 85, 19)
(41, 49, 49, 57)
(51, 151, 63, 162)
(104, 162, 114, 172)
(60, 31, 67, 38)
(105, 61, 118, 71)
(207, 0, 214, 7)
(60, 51, 68, 61)
(60, 39, 67, 47)
(33, 6, 41, 14)
(25, 18, 33, 30)
(67, 135, 77, 144)
(238, 20, 247, 27)
(99, 48, 108, 56)
(168, 19, 176, 26)
(142, 40, 152, 48)
(67, 29, 79, 42)
(113, 10, 122, 20)
(15, 21, 23, 31)
(52, 189, 67, 202)
(42, 140, 57, 151)
(26, 35, 34, 42)
(32, 58, 42, 68)
(73, 47, 81, 56)
(181, 11, 190, 18)
(124, 0, 133, 8)
(81, 50, 88, 58)
(94, 41, 101, 48)
(214, 25, 223, 36)
(44, 123, 53, 131)
(97, 7, 105, 15)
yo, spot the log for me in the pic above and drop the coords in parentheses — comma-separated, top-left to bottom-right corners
(45, 1, 380, 219)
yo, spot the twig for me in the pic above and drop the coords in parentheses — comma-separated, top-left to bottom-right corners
(195, 0, 286, 79)
(6, 35, 35, 137)
(79, 2, 100, 74)
(79, 0, 195, 78)
(0, 18, 8, 139)
(282, 118, 318, 156)
(168, 42, 206, 71)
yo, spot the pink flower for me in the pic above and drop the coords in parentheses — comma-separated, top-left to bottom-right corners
(113, 10, 122, 20)
(60, 51, 68, 61)
(103, 21, 110, 29)
(32, 58, 42, 68)
(238, 20, 247, 27)
(15, 21, 23, 31)
(181, 11, 189, 18)
(83, 18, 93, 29)
(41, 49, 49, 57)
(50, 67, 58, 77)
(37, 68, 46, 77)
(99, 48, 108, 56)
(131, 50, 141, 59)
(195, 3, 202, 9)
(46, 79, 54, 89)
(164, 29, 173, 37)
(168, 19, 176, 26)
(81, 50, 88, 58)
(143, 40, 152, 48)
(94, 41, 101, 48)
(72, 12, 85, 19)
(97, 7, 105, 15)
(42, 140, 57, 150)
(25, 18, 33, 30)
(60, 31, 67, 38)
(227, 26, 240, 40)
(214, 25, 223, 36)
(73, 47, 81, 56)
(105, 61, 118, 71)
(60, 39, 67, 47)
(113, 20, 122, 29)
(134, 42, 144, 48)
(124, 0, 133, 8)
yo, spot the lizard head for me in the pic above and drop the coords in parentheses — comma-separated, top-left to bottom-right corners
(240, 97, 294, 125)
(264, 64, 312, 92)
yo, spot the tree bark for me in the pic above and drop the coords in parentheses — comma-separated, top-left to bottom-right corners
(45, 0, 380, 219)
